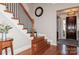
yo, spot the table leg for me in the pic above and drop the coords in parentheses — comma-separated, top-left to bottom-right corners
(5, 48, 8, 55)
(11, 45, 14, 55)
(0, 48, 2, 55)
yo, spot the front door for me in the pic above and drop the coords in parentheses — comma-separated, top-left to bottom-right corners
(66, 16, 76, 39)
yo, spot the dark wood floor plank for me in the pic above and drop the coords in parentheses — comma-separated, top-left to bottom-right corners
(17, 45, 77, 55)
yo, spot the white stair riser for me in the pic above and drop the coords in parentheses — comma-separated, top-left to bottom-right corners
(0, 4, 31, 39)
(1, 12, 22, 29)
(17, 25, 23, 29)
(7, 16, 28, 35)
(21, 30, 27, 34)
(0, 4, 33, 55)
(10, 19, 19, 24)
(26, 33, 31, 37)
(22, 30, 27, 33)
(27, 36, 33, 39)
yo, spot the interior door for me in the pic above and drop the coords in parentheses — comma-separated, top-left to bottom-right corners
(66, 16, 76, 39)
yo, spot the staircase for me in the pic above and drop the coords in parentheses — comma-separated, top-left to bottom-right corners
(0, 3, 50, 55)
(0, 3, 34, 54)
(32, 36, 50, 55)
(0, 3, 33, 38)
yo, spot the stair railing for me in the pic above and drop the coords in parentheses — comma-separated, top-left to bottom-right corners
(1, 3, 35, 37)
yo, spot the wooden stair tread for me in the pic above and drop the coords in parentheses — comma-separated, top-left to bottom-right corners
(4, 10, 13, 14)
(23, 28, 27, 30)
(11, 17, 19, 20)
(32, 36, 50, 54)
(18, 23, 24, 25)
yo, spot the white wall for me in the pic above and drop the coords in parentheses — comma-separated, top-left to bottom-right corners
(18, 4, 32, 32)
(0, 10, 31, 55)
(27, 4, 56, 45)
(26, 3, 79, 45)
(1, 3, 79, 55)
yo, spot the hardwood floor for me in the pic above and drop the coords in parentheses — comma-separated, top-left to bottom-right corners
(17, 45, 79, 55)
(17, 45, 63, 55)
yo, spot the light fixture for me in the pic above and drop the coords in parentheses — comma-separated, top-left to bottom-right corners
(64, 8, 79, 16)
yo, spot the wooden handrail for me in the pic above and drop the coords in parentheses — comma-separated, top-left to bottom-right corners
(19, 3, 35, 37)
(0, 3, 35, 37)
(19, 3, 34, 23)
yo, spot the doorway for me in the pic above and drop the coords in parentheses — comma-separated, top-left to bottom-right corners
(66, 16, 76, 39)
(56, 7, 79, 55)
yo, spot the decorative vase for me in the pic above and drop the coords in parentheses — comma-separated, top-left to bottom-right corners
(0, 33, 2, 41)
(2, 32, 7, 41)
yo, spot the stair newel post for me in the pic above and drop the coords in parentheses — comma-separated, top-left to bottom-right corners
(32, 19, 35, 38)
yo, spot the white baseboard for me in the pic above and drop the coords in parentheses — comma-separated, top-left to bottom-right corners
(50, 42, 57, 46)
(14, 44, 31, 55)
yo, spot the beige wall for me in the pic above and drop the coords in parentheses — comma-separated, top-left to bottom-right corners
(0, 4, 32, 54)
(18, 4, 32, 32)
(25, 3, 79, 45)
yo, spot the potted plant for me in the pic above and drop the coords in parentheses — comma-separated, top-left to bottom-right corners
(0, 24, 12, 41)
